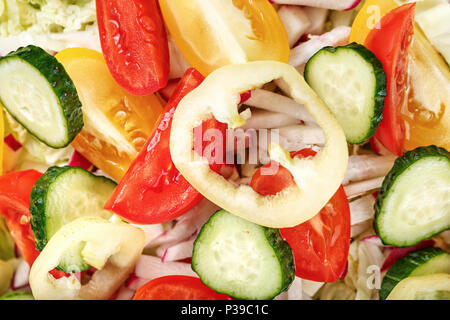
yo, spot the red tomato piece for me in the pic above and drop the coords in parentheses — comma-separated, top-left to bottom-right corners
(96, 0, 170, 95)
(251, 149, 351, 282)
(365, 3, 416, 156)
(159, 78, 181, 102)
(0, 170, 42, 266)
(132, 276, 231, 300)
(194, 117, 229, 175)
(105, 69, 205, 224)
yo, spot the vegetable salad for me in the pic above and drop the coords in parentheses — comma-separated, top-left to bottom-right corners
(0, 0, 448, 301)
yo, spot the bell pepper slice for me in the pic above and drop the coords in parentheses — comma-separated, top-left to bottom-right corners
(29, 217, 144, 300)
(169, 61, 348, 228)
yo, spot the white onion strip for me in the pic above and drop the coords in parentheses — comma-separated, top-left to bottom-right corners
(245, 89, 315, 124)
(289, 26, 351, 68)
(349, 195, 375, 226)
(344, 177, 384, 198)
(278, 5, 311, 47)
(134, 255, 197, 280)
(343, 155, 396, 185)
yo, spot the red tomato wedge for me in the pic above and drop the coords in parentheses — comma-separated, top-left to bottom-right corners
(0, 170, 42, 266)
(251, 149, 351, 282)
(365, 3, 416, 156)
(0, 170, 72, 279)
(96, 0, 169, 95)
(105, 68, 232, 224)
(132, 276, 231, 300)
(105, 69, 205, 224)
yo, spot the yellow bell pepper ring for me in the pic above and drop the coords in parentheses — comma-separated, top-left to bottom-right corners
(29, 217, 145, 300)
(0, 260, 13, 295)
(169, 61, 349, 228)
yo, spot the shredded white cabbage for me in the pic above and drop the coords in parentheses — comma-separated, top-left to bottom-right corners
(4, 111, 73, 172)
(0, 0, 96, 37)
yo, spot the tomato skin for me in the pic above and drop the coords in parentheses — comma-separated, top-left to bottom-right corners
(0, 171, 76, 279)
(96, 0, 169, 95)
(0, 170, 42, 266)
(105, 69, 205, 224)
(195, 118, 229, 175)
(280, 186, 350, 282)
(133, 276, 231, 300)
(365, 3, 416, 156)
(251, 149, 351, 282)
(250, 149, 317, 195)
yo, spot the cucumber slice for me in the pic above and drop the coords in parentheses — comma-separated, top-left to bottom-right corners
(0, 291, 34, 300)
(30, 166, 116, 273)
(386, 273, 450, 300)
(0, 45, 83, 148)
(374, 146, 450, 247)
(192, 210, 295, 300)
(304, 42, 386, 144)
(380, 247, 450, 300)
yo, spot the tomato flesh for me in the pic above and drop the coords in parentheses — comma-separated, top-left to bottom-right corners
(133, 276, 231, 300)
(251, 149, 351, 282)
(56, 48, 164, 182)
(105, 69, 205, 224)
(0, 170, 42, 266)
(365, 3, 416, 156)
(159, 0, 289, 75)
(96, 0, 169, 95)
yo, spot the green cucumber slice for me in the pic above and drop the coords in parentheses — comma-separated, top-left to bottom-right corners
(192, 209, 295, 300)
(0, 45, 83, 148)
(374, 146, 450, 247)
(30, 166, 116, 273)
(380, 247, 450, 300)
(0, 291, 34, 300)
(386, 273, 450, 300)
(304, 42, 386, 144)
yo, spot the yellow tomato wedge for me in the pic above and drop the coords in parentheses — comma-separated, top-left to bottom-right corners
(159, 0, 290, 75)
(349, 0, 398, 44)
(351, 0, 450, 151)
(402, 27, 450, 150)
(55, 48, 164, 182)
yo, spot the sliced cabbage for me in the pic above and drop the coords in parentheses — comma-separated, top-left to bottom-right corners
(0, 0, 96, 37)
(319, 281, 356, 300)
(345, 240, 386, 300)
(4, 112, 73, 172)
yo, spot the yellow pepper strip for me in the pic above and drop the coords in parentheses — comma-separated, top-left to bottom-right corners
(169, 61, 348, 228)
(29, 217, 144, 300)
(349, 0, 398, 44)
(0, 110, 3, 175)
(0, 260, 13, 295)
